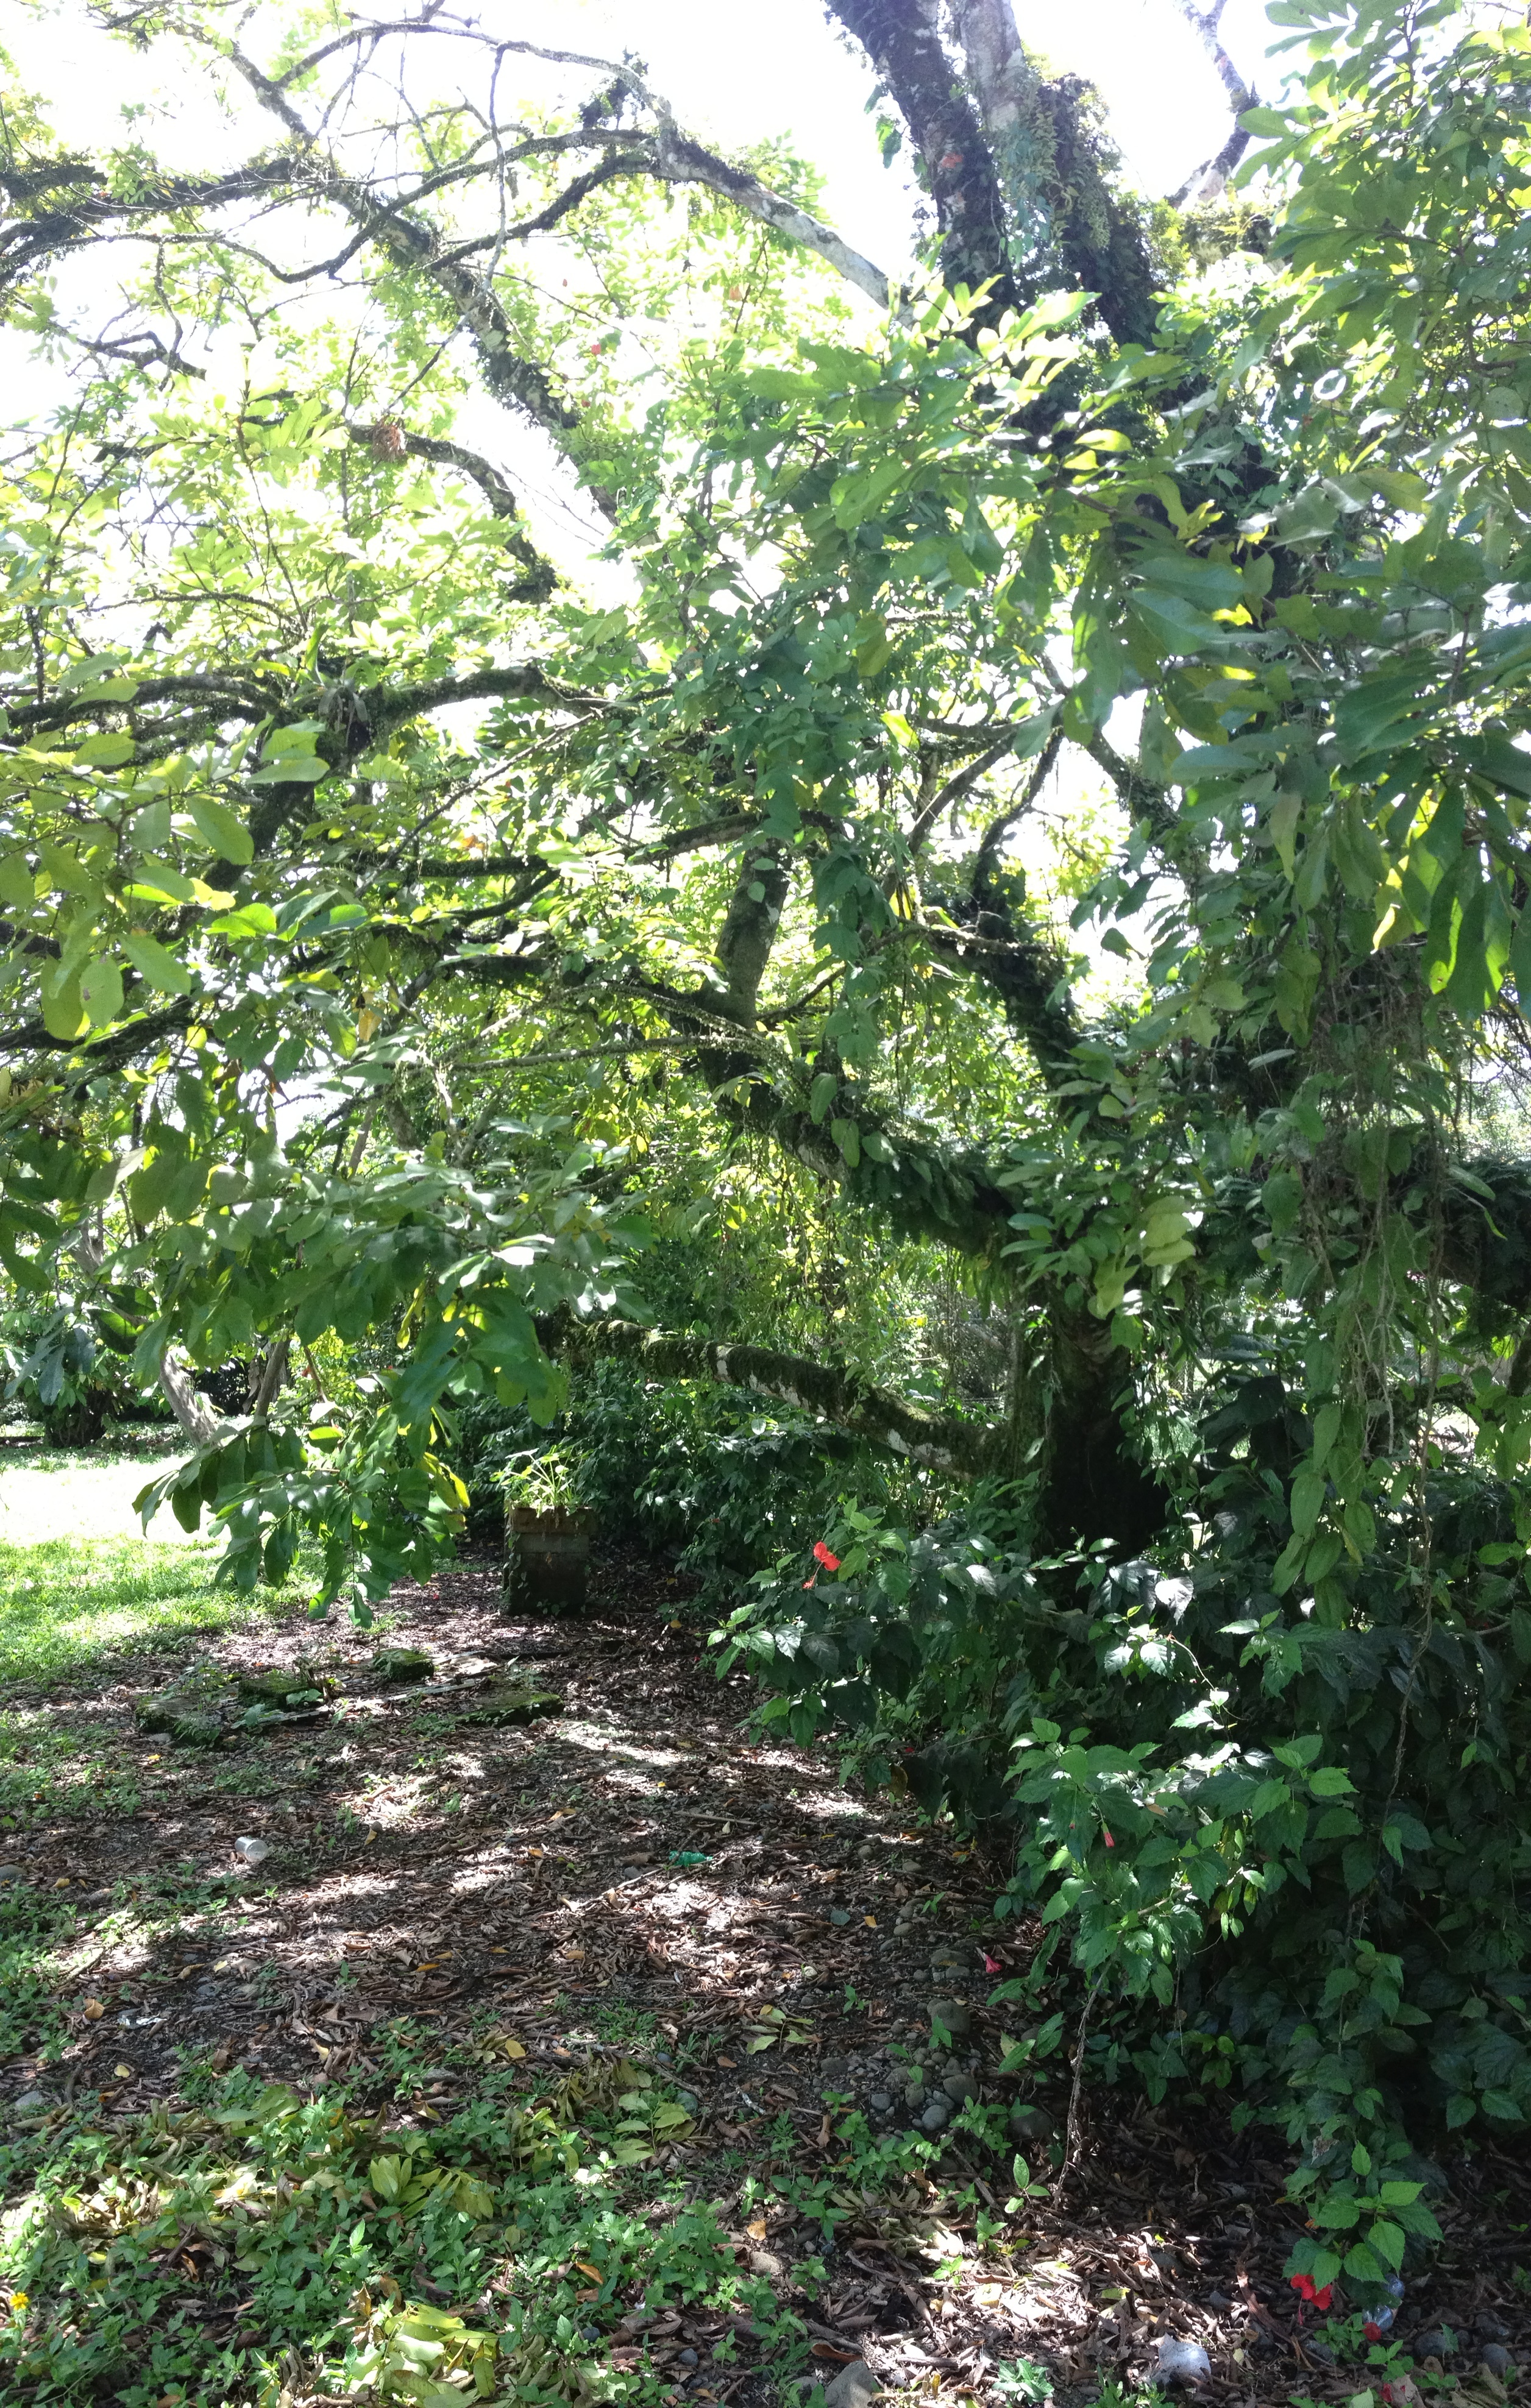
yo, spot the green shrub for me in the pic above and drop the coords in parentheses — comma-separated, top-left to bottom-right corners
(715, 1434, 1531, 2294)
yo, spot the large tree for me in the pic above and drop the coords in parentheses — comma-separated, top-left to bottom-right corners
(4, 0, 1531, 2265)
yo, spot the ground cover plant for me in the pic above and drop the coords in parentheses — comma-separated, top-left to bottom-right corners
(0, 1510, 1526, 2408)
(4, 0, 1531, 2353)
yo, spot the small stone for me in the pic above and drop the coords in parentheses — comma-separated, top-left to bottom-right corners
(942, 2068, 977, 2105)
(1009, 2102, 1054, 2144)
(1209, 2291, 1232, 2311)
(1155, 2337, 1212, 2387)
(929, 1998, 970, 2038)
(920, 2097, 950, 2133)
(678, 2350, 699, 2367)
(829, 1907, 851, 1927)
(869, 2090, 893, 2113)
(1480, 2346, 1512, 2379)
(233, 1836, 271, 1867)
(13, 2088, 48, 2115)
(823, 2362, 884, 2408)
(1479, 2318, 1509, 2344)
(903, 2081, 925, 2109)
(1413, 2332, 1452, 2364)
(240, 1666, 305, 1700)
(677, 2089, 699, 2114)
(1305, 2341, 1335, 2366)
(373, 1646, 434, 1682)
(0, 1866, 23, 1887)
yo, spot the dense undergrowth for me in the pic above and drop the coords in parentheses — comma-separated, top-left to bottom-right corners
(466, 1351, 1530, 2301)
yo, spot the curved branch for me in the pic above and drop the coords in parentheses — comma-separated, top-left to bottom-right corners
(344, 421, 555, 598)
(538, 1313, 1003, 1475)
(1167, 0, 1260, 202)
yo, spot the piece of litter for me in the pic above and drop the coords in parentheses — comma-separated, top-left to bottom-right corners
(233, 1837, 271, 1867)
(668, 1850, 712, 1868)
(1156, 2338, 1212, 2387)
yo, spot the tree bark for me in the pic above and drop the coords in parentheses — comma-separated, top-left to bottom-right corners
(157, 1350, 225, 1448)
(536, 1313, 1004, 1476)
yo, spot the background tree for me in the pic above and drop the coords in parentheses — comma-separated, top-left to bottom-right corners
(4, 0, 1531, 2272)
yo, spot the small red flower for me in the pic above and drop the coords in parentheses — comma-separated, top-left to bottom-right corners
(1313, 2287, 1333, 2312)
(813, 1542, 841, 1570)
(1289, 2276, 1330, 2309)
(1103, 1825, 1116, 1847)
(983, 1952, 1001, 1974)
(802, 1576, 817, 1590)
(1365, 2321, 1384, 2342)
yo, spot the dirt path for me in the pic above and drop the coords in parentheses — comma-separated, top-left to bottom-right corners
(1, 1542, 1526, 2406)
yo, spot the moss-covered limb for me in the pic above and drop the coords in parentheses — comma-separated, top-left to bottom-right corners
(826, 0, 1018, 315)
(1437, 1155, 1531, 1320)
(1044, 1303, 1168, 1550)
(712, 846, 794, 1025)
(828, 0, 1157, 347)
(537, 1313, 1004, 1475)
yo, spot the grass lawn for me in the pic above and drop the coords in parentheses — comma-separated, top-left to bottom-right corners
(0, 1436, 297, 1688)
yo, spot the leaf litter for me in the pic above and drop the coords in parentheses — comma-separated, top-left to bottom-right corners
(0, 1538, 1526, 2406)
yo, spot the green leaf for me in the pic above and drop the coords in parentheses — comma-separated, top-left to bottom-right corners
(1309, 1766, 1355, 1797)
(73, 731, 136, 768)
(250, 753, 329, 784)
(79, 955, 124, 1028)
(208, 904, 279, 938)
(186, 793, 255, 863)
(121, 930, 193, 995)
(1341, 2240, 1388, 2283)
(1368, 2219, 1406, 2270)
(40, 972, 87, 1041)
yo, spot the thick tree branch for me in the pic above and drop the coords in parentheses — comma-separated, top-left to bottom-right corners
(972, 725, 1064, 893)
(1167, 0, 1259, 202)
(538, 1314, 1003, 1475)
(157, 1348, 226, 1448)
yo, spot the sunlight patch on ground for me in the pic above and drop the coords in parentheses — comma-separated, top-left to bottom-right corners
(558, 1725, 692, 1769)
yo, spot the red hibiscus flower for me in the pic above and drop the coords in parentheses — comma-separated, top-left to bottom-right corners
(813, 1541, 841, 1570)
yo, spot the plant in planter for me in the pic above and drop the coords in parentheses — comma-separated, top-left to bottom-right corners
(498, 1449, 594, 1615)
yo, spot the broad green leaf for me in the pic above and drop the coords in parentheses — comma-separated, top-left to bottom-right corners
(186, 793, 255, 863)
(73, 731, 135, 767)
(121, 930, 193, 995)
(250, 753, 329, 784)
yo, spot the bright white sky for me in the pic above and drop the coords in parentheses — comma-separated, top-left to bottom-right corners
(5, 0, 1276, 275)
(2, 0, 1283, 590)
